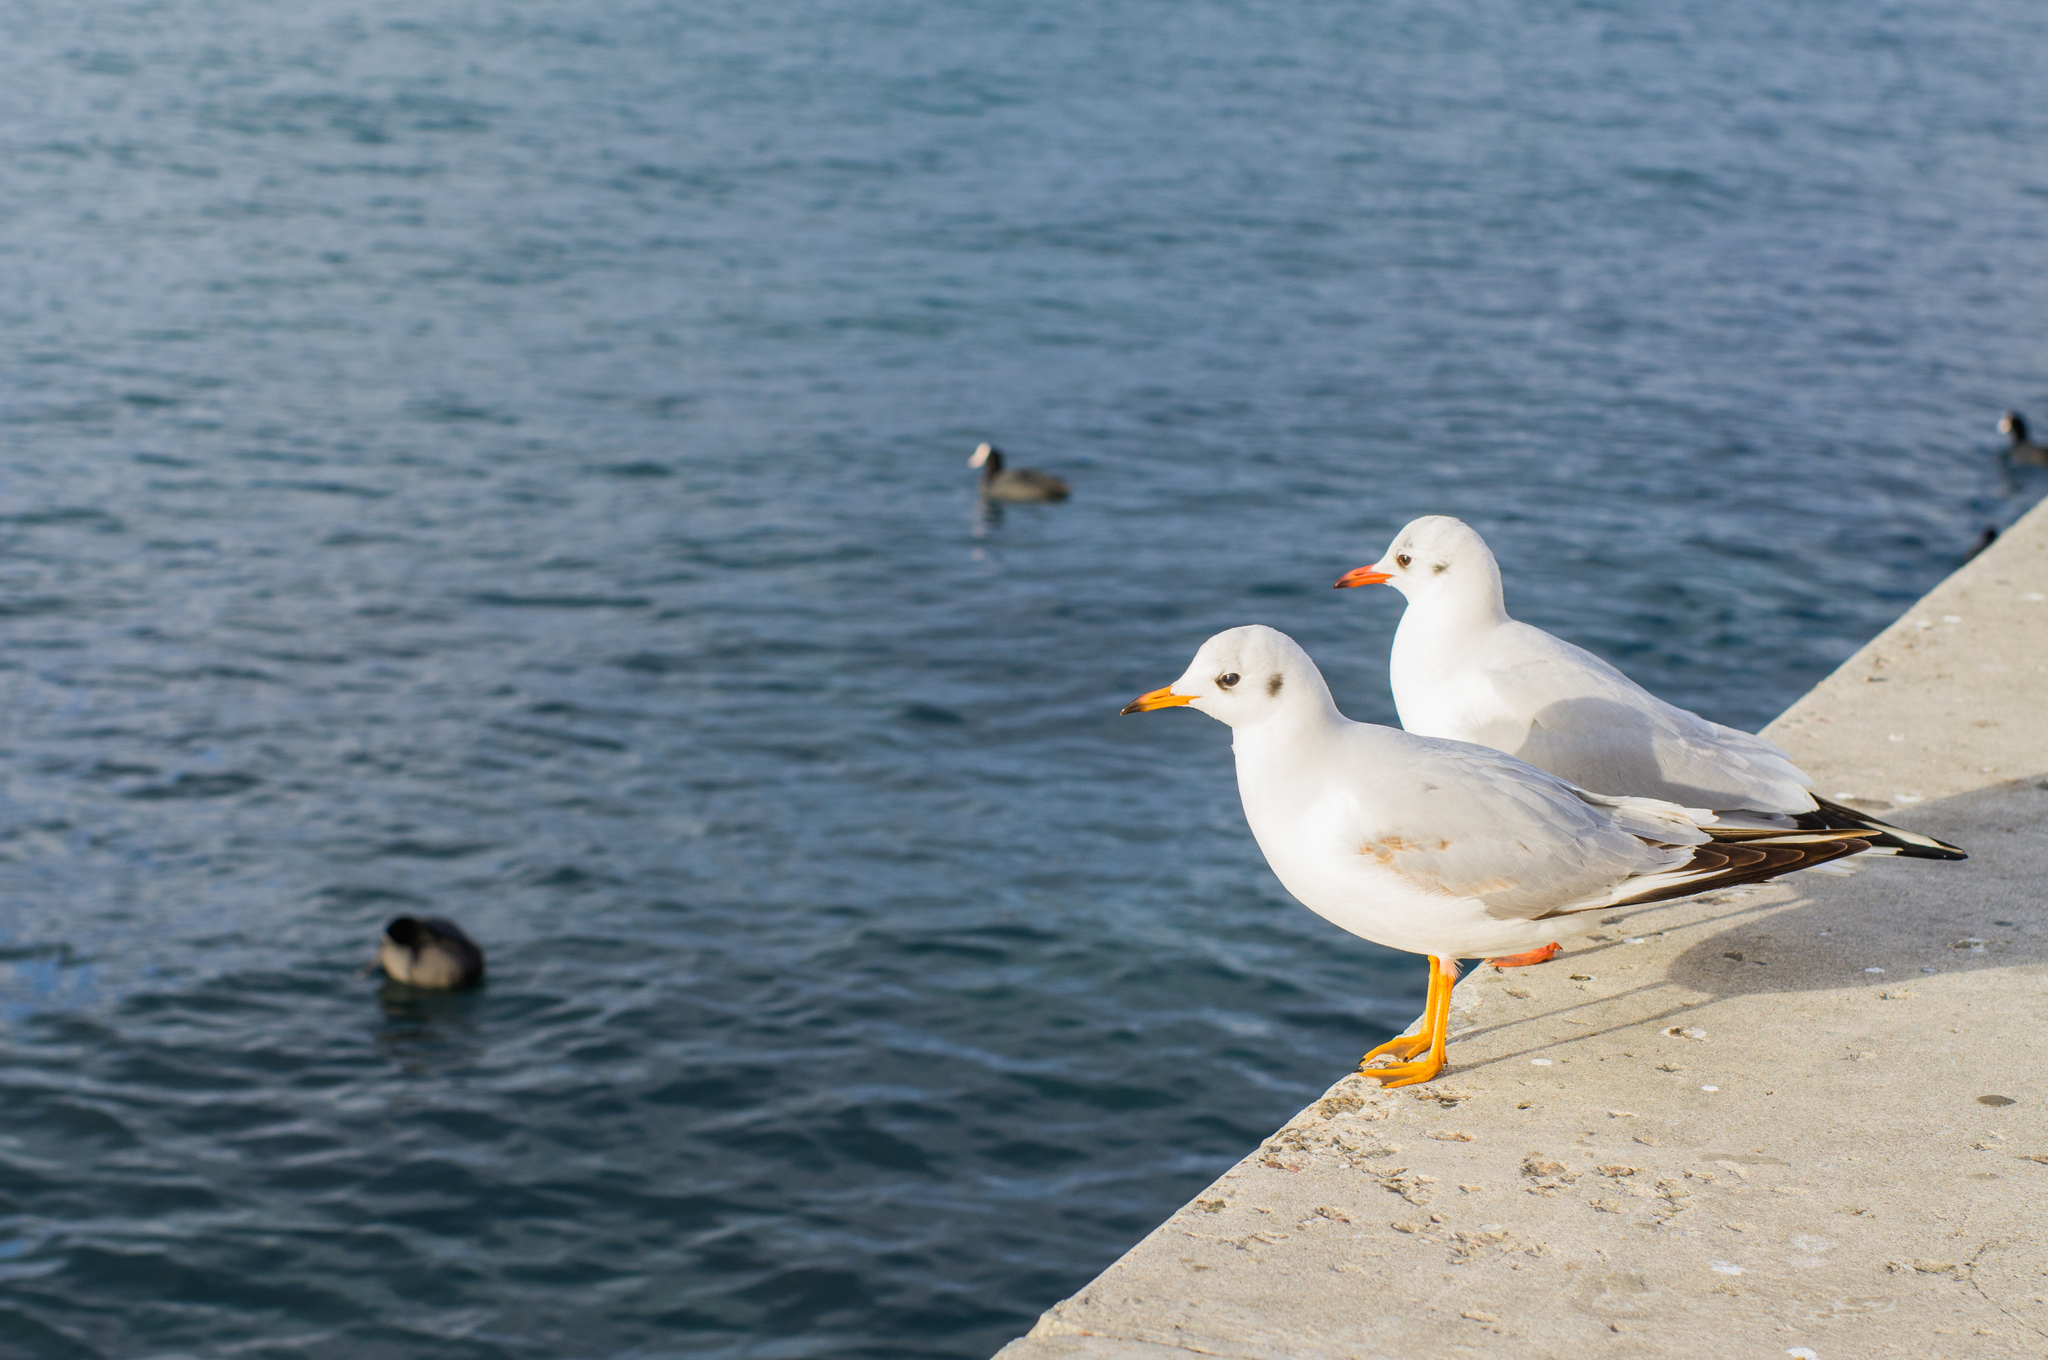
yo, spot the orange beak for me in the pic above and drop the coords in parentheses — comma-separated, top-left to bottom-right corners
(1120, 686, 1195, 715)
(1333, 565, 1393, 589)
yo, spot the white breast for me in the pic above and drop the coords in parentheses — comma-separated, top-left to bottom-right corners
(1234, 739, 1564, 962)
(1389, 624, 1525, 752)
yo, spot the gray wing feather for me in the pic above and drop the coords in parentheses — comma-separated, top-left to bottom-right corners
(1339, 731, 1703, 919)
(1476, 626, 1815, 814)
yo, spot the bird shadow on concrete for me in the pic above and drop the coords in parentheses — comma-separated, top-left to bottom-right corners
(1363, 777, 2048, 1082)
(1654, 774, 2048, 999)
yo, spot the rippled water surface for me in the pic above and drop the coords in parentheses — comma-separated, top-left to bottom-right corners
(2, 2, 2046, 1356)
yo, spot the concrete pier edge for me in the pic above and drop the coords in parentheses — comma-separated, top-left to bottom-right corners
(995, 497, 2048, 1360)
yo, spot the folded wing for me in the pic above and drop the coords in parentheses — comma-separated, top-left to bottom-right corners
(1329, 729, 1863, 922)
(1339, 733, 1704, 918)
(1475, 627, 1816, 815)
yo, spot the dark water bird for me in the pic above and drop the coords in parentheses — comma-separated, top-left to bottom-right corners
(1999, 411, 2048, 466)
(377, 916, 486, 989)
(1965, 524, 1999, 561)
(969, 443, 1069, 502)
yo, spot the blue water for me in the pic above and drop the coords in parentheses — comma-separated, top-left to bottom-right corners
(1, 2, 2044, 1356)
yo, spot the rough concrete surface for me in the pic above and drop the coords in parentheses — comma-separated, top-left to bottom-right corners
(996, 497, 2048, 1360)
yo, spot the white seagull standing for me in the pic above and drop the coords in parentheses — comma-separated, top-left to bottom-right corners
(1123, 625, 1865, 1087)
(1334, 516, 1965, 873)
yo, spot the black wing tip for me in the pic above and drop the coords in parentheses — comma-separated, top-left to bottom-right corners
(1803, 796, 1967, 860)
(1891, 842, 1968, 861)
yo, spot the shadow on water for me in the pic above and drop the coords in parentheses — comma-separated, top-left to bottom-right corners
(373, 980, 489, 1070)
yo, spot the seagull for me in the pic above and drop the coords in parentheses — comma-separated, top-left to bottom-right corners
(1122, 625, 1865, 1087)
(1334, 516, 1965, 861)
(377, 916, 486, 989)
(969, 443, 1070, 502)
(1999, 411, 2048, 467)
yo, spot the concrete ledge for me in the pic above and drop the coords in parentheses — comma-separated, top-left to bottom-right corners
(994, 1338, 1230, 1360)
(996, 498, 2048, 1360)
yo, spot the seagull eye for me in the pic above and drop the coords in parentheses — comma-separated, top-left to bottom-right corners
(1395, 553, 1412, 568)
(1217, 673, 1240, 689)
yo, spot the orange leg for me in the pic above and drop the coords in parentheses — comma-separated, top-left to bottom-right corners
(1360, 960, 1444, 1064)
(1359, 956, 1454, 1087)
(1487, 941, 1561, 969)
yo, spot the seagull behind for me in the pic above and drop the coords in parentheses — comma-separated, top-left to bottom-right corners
(1122, 625, 1865, 1087)
(1334, 515, 1964, 860)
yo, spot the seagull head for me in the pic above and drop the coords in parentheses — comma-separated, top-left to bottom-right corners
(1334, 514, 1500, 605)
(1121, 625, 1330, 729)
